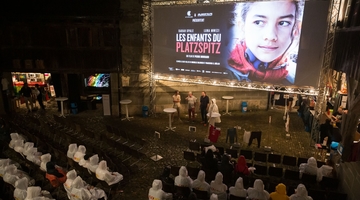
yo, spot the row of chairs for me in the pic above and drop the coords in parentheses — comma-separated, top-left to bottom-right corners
(10, 114, 131, 179)
(169, 165, 344, 200)
(8, 117, 128, 198)
(188, 141, 325, 168)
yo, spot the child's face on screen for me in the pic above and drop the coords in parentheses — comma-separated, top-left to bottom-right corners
(243, 1, 296, 62)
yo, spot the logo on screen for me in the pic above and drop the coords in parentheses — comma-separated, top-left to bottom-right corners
(185, 11, 193, 18)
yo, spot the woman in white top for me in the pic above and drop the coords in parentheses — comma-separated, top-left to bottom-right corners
(191, 170, 210, 192)
(208, 99, 221, 126)
(229, 177, 247, 198)
(148, 179, 172, 200)
(247, 179, 269, 200)
(210, 172, 227, 200)
(299, 157, 318, 178)
(289, 184, 313, 200)
(174, 166, 192, 188)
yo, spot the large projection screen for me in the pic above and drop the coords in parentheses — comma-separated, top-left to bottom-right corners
(152, 0, 329, 88)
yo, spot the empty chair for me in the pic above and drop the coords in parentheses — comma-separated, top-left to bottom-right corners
(174, 186, 191, 199)
(193, 188, 209, 200)
(183, 151, 196, 164)
(189, 141, 201, 152)
(308, 189, 326, 200)
(253, 164, 267, 176)
(282, 155, 297, 167)
(301, 173, 317, 185)
(187, 166, 200, 180)
(268, 166, 283, 178)
(171, 166, 180, 177)
(229, 195, 246, 200)
(317, 161, 326, 168)
(297, 157, 308, 167)
(319, 176, 339, 190)
(203, 169, 217, 184)
(254, 152, 267, 163)
(240, 149, 253, 160)
(226, 148, 238, 159)
(284, 169, 300, 181)
(326, 191, 347, 200)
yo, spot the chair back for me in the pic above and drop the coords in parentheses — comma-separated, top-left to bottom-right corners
(229, 194, 246, 200)
(189, 141, 200, 151)
(174, 186, 191, 199)
(284, 169, 299, 181)
(268, 166, 283, 177)
(192, 188, 209, 200)
(268, 154, 281, 164)
(283, 155, 297, 166)
(320, 176, 339, 190)
(226, 148, 238, 159)
(240, 149, 253, 160)
(253, 164, 267, 176)
(254, 152, 267, 163)
(183, 151, 196, 161)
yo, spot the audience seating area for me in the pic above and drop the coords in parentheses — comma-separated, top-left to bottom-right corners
(1, 113, 152, 199)
(175, 140, 346, 200)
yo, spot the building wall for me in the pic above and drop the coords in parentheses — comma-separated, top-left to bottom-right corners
(338, 161, 360, 200)
(119, 79, 269, 116)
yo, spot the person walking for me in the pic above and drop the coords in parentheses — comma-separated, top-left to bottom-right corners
(35, 84, 45, 110)
(19, 83, 33, 113)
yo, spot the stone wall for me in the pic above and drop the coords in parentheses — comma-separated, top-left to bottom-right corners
(118, 79, 269, 116)
(338, 161, 360, 200)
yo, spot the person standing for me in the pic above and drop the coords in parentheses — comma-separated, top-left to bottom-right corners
(172, 90, 181, 122)
(35, 84, 45, 110)
(208, 98, 221, 126)
(19, 82, 33, 113)
(200, 91, 210, 126)
(185, 91, 197, 123)
(1, 73, 10, 114)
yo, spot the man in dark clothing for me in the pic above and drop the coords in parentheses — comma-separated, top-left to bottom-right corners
(35, 84, 45, 110)
(200, 91, 210, 125)
(19, 82, 33, 112)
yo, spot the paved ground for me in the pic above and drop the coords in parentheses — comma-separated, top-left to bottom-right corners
(9, 100, 316, 199)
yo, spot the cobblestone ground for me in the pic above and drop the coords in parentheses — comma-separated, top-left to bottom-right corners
(11, 101, 316, 199)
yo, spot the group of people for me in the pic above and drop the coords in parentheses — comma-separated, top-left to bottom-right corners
(149, 165, 314, 200)
(171, 91, 221, 126)
(19, 82, 45, 113)
(299, 157, 336, 182)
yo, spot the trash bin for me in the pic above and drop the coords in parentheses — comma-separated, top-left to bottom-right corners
(142, 106, 149, 117)
(70, 103, 78, 114)
(241, 101, 248, 113)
